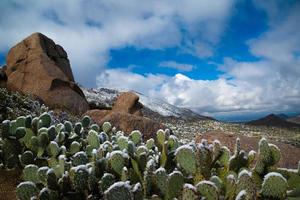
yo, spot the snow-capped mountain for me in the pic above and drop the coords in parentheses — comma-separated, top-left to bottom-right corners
(82, 87, 213, 120)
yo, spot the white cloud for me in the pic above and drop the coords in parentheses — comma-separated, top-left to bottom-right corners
(96, 1, 300, 118)
(0, 0, 234, 86)
(96, 68, 169, 93)
(159, 61, 195, 72)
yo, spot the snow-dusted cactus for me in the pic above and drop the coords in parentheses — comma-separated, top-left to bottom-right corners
(38, 112, 52, 128)
(261, 172, 287, 199)
(236, 170, 256, 200)
(181, 184, 198, 200)
(117, 135, 129, 150)
(74, 122, 82, 135)
(64, 120, 73, 133)
(254, 138, 281, 175)
(109, 150, 125, 176)
(48, 141, 59, 158)
(16, 181, 39, 200)
(235, 190, 248, 200)
(23, 164, 39, 183)
(225, 174, 237, 200)
(102, 121, 112, 133)
(168, 170, 184, 199)
(175, 145, 196, 174)
(104, 181, 132, 200)
(146, 138, 155, 150)
(99, 173, 116, 192)
(69, 141, 80, 155)
(154, 167, 168, 197)
(196, 180, 219, 200)
(156, 129, 166, 151)
(129, 130, 142, 145)
(72, 151, 88, 166)
(81, 115, 91, 128)
(37, 166, 49, 185)
(73, 165, 89, 192)
(87, 129, 100, 149)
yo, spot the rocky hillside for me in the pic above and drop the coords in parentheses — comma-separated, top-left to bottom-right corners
(82, 87, 213, 121)
(247, 114, 300, 128)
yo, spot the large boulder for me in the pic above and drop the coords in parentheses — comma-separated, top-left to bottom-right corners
(112, 92, 143, 116)
(99, 112, 167, 139)
(84, 91, 144, 123)
(5, 32, 89, 114)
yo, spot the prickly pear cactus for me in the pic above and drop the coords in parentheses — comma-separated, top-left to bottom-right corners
(196, 180, 219, 200)
(181, 184, 198, 200)
(16, 181, 39, 200)
(261, 172, 287, 200)
(104, 181, 132, 200)
(175, 145, 196, 174)
(0, 111, 298, 200)
(109, 150, 125, 176)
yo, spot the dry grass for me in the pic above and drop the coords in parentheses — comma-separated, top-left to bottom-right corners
(0, 168, 21, 200)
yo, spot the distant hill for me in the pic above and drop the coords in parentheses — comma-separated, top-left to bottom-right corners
(276, 113, 289, 120)
(246, 114, 300, 128)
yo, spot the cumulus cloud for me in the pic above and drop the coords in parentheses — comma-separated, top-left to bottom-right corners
(0, 0, 234, 86)
(158, 61, 195, 72)
(96, 1, 300, 119)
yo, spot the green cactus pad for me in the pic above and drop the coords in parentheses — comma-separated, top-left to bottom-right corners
(82, 115, 91, 128)
(87, 129, 100, 149)
(16, 181, 39, 200)
(196, 180, 218, 200)
(175, 145, 197, 174)
(154, 167, 168, 197)
(261, 172, 287, 200)
(23, 164, 39, 183)
(39, 112, 52, 128)
(73, 165, 89, 192)
(99, 173, 116, 192)
(102, 121, 112, 133)
(129, 130, 142, 145)
(181, 184, 198, 200)
(168, 170, 184, 199)
(69, 141, 81, 155)
(109, 150, 125, 176)
(146, 138, 155, 150)
(37, 166, 50, 184)
(48, 141, 59, 157)
(104, 181, 132, 200)
(20, 150, 35, 166)
(64, 121, 73, 133)
(72, 151, 89, 166)
(38, 187, 59, 200)
(236, 169, 256, 199)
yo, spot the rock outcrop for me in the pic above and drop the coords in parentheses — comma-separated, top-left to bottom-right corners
(112, 92, 143, 116)
(85, 92, 167, 138)
(5, 32, 89, 114)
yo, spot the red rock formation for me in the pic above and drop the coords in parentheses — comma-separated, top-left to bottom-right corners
(5, 33, 89, 114)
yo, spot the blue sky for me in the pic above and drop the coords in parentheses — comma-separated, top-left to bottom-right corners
(0, 0, 300, 121)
